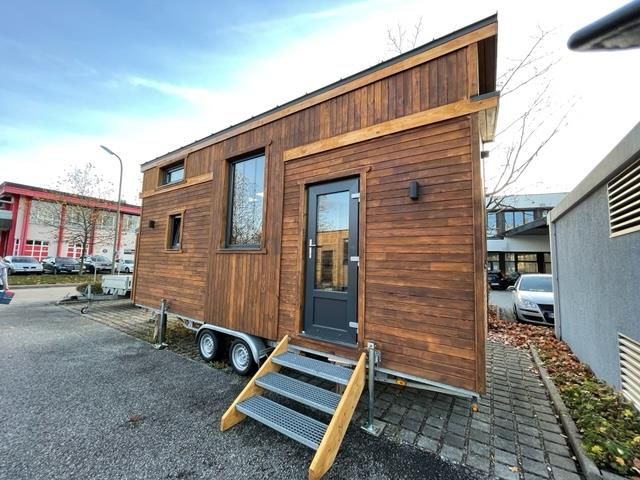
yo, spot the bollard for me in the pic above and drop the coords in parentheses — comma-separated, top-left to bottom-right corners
(154, 298, 168, 350)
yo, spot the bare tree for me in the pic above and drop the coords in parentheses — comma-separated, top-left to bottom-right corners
(37, 162, 115, 273)
(485, 27, 572, 210)
(386, 16, 424, 56)
(385, 22, 572, 211)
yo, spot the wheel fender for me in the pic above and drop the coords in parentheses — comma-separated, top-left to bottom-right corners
(196, 325, 267, 365)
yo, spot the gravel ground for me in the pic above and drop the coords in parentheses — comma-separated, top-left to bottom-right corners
(0, 295, 485, 480)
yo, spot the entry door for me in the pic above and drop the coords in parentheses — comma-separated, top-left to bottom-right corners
(303, 178, 359, 344)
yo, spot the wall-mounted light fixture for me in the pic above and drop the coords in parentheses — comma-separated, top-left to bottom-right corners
(409, 181, 420, 200)
(148, 220, 156, 229)
(481, 150, 490, 159)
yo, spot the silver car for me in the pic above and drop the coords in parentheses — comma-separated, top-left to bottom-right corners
(509, 274, 555, 325)
(83, 255, 112, 273)
(3, 256, 44, 275)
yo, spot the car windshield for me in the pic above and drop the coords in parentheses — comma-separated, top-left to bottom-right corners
(57, 258, 78, 264)
(519, 276, 552, 292)
(13, 256, 37, 263)
(124, 260, 133, 264)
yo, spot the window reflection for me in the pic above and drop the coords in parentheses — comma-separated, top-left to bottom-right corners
(228, 154, 265, 247)
(315, 191, 349, 291)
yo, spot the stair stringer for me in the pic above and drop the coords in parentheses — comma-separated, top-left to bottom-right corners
(308, 352, 366, 480)
(220, 335, 289, 431)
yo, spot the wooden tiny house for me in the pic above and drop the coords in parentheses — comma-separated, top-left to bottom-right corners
(134, 16, 499, 396)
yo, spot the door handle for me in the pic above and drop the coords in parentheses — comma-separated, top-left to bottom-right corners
(308, 239, 317, 259)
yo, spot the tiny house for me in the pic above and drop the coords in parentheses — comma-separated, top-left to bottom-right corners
(134, 17, 498, 473)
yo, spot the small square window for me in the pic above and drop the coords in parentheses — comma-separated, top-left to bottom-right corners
(167, 213, 183, 250)
(160, 161, 185, 186)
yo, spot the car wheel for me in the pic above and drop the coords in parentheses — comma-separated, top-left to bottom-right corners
(197, 330, 221, 362)
(228, 339, 257, 376)
(125, 267, 130, 273)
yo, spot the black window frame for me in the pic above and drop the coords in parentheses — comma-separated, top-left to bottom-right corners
(160, 160, 185, 186)
(166, 212, 183, 251)
(225, 152, 266, 249)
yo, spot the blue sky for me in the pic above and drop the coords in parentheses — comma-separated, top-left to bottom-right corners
(0, 0, 352, 151)
(1, 1, 639, 204)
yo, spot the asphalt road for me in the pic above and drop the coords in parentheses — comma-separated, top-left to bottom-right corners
(0, 290, 485, 480)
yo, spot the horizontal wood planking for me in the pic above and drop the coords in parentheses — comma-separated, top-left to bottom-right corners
(133, 181, 213, 319)
(278, 117, 478, 390)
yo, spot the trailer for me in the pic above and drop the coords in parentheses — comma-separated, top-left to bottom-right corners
(134, 15, 498, 479)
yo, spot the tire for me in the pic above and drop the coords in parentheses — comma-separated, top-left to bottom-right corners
(81, 306, 89, 314)
(513, 306, 520, 322)
(197, 330, 221, 362)
(125, 267, 130, 273)
(228, 339, 257, 376)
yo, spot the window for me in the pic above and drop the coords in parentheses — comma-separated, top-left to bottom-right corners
(66, 242, 83, 258)
(503, 210, 535, 232)
(167, 213, 183, 250)
(160, 161, 185, 186)
(226, 153, 265, 248)
(487, 212, 497, 237)
(122, 215, 140, 233)
(487, 253, 500, 271)
(544, 253, 552, 273)
(608, 156, 640, 237)
(98, 212, 116, 229)
(320, 250, 334, 284)
(24, 240, 49, 260)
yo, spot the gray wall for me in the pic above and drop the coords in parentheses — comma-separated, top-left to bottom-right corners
(553, 185, 640, 389)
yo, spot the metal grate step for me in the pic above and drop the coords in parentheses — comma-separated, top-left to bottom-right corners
(272, 352, 352, 385)
(256, 372, 341, 415)
(236, 395, 327, 450)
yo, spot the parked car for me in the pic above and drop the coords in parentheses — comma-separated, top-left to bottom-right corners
(42, 256, 81, 274)
(83, 255, 112, 273)
(487, 271, 508, 290)
(505, 271, 521, 287)
(116, 258, 135, 274)
(3, 256, 43, 275)
(509, 273, 555, 325)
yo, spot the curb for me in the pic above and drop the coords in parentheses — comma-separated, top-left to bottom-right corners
(9, 283, 83, 290)
(529, 344, 603, 480)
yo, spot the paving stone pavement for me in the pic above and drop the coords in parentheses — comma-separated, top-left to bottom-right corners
(61, 300, 582, 479)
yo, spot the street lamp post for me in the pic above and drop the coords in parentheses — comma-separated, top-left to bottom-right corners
(100, 145, 123, 275)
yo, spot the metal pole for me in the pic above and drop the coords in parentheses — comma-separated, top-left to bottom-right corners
(155, 298, 167, 350)
(100, 146, 123, 275)
(361, 341, 384, 436)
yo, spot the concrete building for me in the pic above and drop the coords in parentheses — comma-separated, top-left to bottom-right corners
(549, 122, 640, 405)
(486, 193, 566, 275)
(0, 182, 141, 260)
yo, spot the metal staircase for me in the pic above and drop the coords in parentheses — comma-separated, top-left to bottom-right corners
(221, 335, 366, 480)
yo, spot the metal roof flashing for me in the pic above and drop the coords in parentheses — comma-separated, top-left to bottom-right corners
(140, 14, 498, 172)
(548, 121, 640, 224)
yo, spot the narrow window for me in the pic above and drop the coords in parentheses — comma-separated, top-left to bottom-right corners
(227, 153, 265, 248)
(160, 160, 185, 186)
(167, 213, 183, 250)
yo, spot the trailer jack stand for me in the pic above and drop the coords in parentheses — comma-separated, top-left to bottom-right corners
(361, 342, 385, 437)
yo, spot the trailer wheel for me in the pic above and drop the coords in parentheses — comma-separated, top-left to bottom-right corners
(229, 339, 257, 376)
(197, 330, 221, 362)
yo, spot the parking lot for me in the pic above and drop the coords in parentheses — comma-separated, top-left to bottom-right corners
(0, 289, 482, 480)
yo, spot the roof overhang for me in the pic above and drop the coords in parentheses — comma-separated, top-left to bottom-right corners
(475, 91, 500, 143)
(568, 0, 640, 51)
(503, 218, 549, 237)
(141, 14, 499, 172)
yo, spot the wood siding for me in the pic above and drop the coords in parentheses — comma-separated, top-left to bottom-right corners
(278, 117, 477, 391)
(134, 180, 212, 319)
(134, 32, 494, 394)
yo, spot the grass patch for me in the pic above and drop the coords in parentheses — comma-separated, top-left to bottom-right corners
(489, 310, 640, 476)
(9, 273, 103, 286)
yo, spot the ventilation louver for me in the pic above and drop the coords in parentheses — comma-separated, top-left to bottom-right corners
(608, 157, 640, 237)
(619, 333, 640, 411)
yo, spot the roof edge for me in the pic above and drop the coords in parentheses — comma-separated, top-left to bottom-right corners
(141, 13, 498, 172)
(548, 121, 640, 223)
